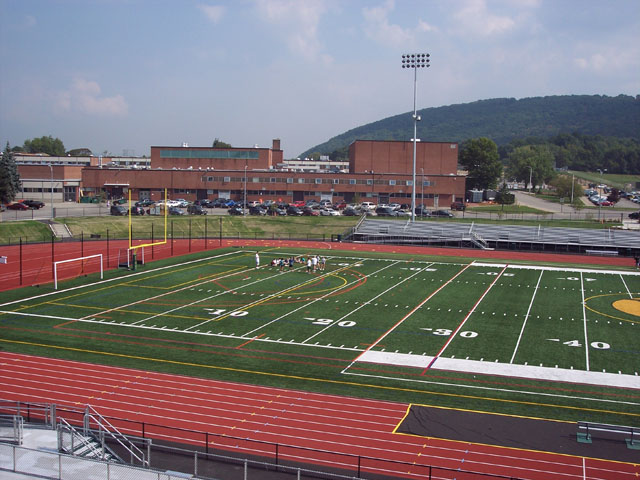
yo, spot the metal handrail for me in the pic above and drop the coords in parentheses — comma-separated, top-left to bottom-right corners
(84, 405, 148, 467)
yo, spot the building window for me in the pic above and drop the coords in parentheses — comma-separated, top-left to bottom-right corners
(349, 179, 356, 185)
(315, 178, 322, 184)
(270, 177, 277, 183)
(223, 176, 230, 182)
(298, 178, 305, 184)
(332, 179, 339, 184)
(388, 179, 396, 186)
(366, 179, 373, 186)
(286, 178, 293, 184)
(406, 180, 413, 186)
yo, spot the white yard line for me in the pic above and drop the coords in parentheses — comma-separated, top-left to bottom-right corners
(0, 249, 244, 308)
(242, 260, 400, 337)
(341, 262, 474, 374)
(356, 350, 640, 390)
(509, 269, 544, 364)
(580, 272, 590, 372)
(619, 273, 633, 298)
(425, 264, 507, 371)
(302, 262, 434, 344)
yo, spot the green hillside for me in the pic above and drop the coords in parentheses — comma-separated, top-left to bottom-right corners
(300, 94, 640, 158)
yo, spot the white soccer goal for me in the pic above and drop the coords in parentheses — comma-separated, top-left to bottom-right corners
(54, 254, 103, 290)
(118, 247, 145, 270)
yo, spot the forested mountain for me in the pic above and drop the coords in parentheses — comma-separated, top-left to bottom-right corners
(300, 94, 639, 160)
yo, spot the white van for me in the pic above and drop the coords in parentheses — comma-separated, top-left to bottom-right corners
(360, 201, 376, 210)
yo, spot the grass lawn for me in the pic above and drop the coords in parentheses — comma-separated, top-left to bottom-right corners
(1, 246, 638, 427)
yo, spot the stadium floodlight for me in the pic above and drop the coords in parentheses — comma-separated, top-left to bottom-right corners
(402, 53, 430, 222)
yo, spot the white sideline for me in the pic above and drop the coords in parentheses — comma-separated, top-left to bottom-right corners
(357, 350, 640, 389)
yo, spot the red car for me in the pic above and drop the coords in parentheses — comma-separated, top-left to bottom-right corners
(7, 202, 29, 210)
(291, 200, 306, 208)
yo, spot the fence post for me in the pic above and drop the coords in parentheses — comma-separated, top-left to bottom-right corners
(194, 451, 198, 477)
(244, 459, 248, 480)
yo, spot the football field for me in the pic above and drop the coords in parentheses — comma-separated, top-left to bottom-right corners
(1, 247, 638, 425)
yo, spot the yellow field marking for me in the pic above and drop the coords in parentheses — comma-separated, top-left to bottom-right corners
(585, 293, 640, 324)
(1, 338, 638, 422)
(127, 263, 247, 290)
(9, 263, 249, 324)
(208, 262, 360, 324)
(45, 302, 214, 322)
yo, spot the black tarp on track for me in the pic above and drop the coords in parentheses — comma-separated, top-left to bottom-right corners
(395, 404, 639, 463)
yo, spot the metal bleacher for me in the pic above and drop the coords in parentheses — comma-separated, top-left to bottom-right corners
(351, 218, 640, 256)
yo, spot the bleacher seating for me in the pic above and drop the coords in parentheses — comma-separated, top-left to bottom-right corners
(352, 218, 640, 253)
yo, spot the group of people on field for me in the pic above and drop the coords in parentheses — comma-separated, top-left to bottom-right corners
(254, 252, 326, 273)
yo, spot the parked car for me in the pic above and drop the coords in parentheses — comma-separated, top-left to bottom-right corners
(8, 202, 29, 210)
(174, 198, 189, 208)
(224, 199, 236, 208)
(450, 201, 466, 211)
(228, 206, 244, 215)
(388, 203, 401, 211)
(168, 206, 185, 215)
(431, 209, 454, 217)
(130, 206, 145, 216)
(319, 208, 340, 216)
(21, 199, 45, 209)
(333, 201, 347, 210)
(110, 205, 128, 216)
(629, 211, 640, 220)
(187, 204, 207, 215)
(360, 201, 376, 210)
(211, 198, 228, 208)
(414, 205, 430, 217)
(375, 206, 397, 217)
(302, 206, 319, 216)
(291, 201, 306, 208)
(319, 200, 332, 207)
(286, 206, 303, 216)
(273, 207, 287, 216)
(136, 199, 154, 207)
(249, 206, 267, 216)
(342, 207, 359, 216)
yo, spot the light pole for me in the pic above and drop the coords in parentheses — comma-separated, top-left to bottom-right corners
(48, 164, 54, 219)
(571, 173, 575, 204)
(402, 53, 430, 222)
(597, 168, 607, 221)
(243, 164, 247, 216)
(526, 166, 533, 193)
(420, 168, 424, 213)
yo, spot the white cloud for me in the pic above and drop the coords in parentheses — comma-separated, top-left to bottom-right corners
(254, 0, 332, 63)
(362, 0, 437, 47)
(55, 78, 128, 116)
(198, 4, 225, 23)
(452, 0, 516, 36)
(363, 0, 412, 46)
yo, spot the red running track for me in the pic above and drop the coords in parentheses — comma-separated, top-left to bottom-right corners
(1, 352, 637, 480)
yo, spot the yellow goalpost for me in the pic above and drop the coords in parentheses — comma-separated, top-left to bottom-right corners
(127, 188, 168, 263)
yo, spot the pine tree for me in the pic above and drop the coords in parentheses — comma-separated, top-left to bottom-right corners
(0, 142, 21, 204)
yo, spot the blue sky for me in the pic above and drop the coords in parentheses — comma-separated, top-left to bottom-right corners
(1, 0, 638, 159)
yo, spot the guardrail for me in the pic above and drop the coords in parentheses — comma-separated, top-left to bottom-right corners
(577, 421, 639, 448)
(0, 400, 525, 480)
